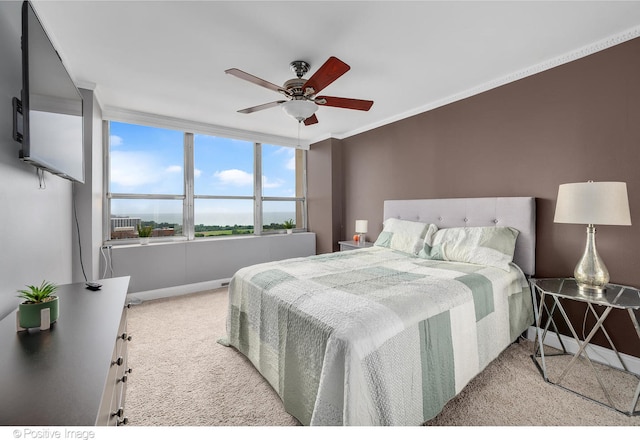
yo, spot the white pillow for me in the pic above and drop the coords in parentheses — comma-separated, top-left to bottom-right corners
(419, 226, 519, 271)
(374, 218, 435, 255)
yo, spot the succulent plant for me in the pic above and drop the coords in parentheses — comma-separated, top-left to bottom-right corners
(17, 281, 58, 304)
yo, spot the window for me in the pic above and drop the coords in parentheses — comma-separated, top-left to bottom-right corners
(261, 144, 305, 231)
(108, 122, 184, 240)
(193, 135, 254, 238)
(106, 121, 306, 243)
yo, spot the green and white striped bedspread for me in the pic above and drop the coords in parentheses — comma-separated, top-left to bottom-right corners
(224, 246, 533, 425)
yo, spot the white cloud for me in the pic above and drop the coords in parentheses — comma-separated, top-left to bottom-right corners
(110, 135, 123, 147)
(262, 175, 284, 189)
(214, 169, 253, 186)
(194, 168, 202, 178)
(110, 151, 161, 187)
(110, 152, 182, 189)
(286, 155, 296, 171)
(274, 146, 296, 170)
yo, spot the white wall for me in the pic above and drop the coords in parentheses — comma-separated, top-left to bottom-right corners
(0, 1, 74, 319)
(105, 232, 316, 294)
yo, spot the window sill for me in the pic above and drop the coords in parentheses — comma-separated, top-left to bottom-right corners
(103, 230, 311, 248)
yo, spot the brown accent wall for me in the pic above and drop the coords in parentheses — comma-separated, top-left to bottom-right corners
(308, 37, 640, 356)
(307, 138, 344, 254)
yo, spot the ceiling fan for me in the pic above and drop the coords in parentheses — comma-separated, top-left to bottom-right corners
(225, 56, 374, 126)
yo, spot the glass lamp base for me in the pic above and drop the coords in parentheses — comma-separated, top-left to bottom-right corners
(574, 225, 609, 296)
(576, 283, 606, 296)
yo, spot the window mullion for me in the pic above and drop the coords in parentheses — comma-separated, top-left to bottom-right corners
(108, 194, 185, 200)
(184, 132, 194, 240)
(254, 142, 262, 236)
(103, 120, 111, 243)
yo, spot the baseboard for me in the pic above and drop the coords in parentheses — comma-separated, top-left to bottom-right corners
(525, 326, 640, 376)
(126, 278, 231, 304)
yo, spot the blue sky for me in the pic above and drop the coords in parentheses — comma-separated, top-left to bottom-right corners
(109, 122, 296, 212)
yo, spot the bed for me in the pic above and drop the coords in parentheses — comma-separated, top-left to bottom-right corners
(222, 197, 536, 425)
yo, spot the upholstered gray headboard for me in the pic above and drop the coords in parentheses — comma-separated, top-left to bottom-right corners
(383, 197, 536, 276)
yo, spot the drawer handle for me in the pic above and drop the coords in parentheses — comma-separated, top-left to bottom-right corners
(118, 375, 128, 383)
(117, 417, 129, 426)
(111, 407, 124, 418)
(111, 357, 124, 366)
(120, 333, 132, 341)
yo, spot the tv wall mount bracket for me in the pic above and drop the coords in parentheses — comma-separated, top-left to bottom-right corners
(12, 97, 23, 143)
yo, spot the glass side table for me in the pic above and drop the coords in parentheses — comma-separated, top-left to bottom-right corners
(530, 278, 640, 416)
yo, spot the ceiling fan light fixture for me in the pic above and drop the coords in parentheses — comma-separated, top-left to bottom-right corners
(226, 57, 372, 126)
(281, 99, 318, 122)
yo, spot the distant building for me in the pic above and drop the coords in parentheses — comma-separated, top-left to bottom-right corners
(110, 217, 175, 240)
(111, 217, 141, 239)
(111, 217, 141, 229)
(111, 226, 136, 240)
(154, 228, 175, 237)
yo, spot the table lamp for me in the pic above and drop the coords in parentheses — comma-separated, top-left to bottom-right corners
(355, 220, 368, 246)
(554, 181, 631, 293)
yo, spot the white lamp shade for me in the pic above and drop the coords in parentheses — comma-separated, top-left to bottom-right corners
(554, 181, 631, 226)
(355, 220, 368, 233)
(281, 100, 318, 122)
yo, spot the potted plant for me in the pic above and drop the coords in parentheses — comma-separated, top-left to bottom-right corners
(283, 219, 295, 234)
(137, 224, 153, 244)
(17, 281, 59, 330)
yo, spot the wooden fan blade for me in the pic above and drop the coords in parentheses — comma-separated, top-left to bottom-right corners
(316, 96, 373, 111)
(225, 68, 285, 94)
(237, 101, 286, 114)
(302, 56, 350, 95)
(304, 114, 318, 126)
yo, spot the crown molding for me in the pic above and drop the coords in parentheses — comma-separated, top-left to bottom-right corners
(75, 80, 96, 91)
(328, 25, 640, 143)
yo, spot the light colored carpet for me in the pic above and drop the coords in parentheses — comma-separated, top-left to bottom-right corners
(125, 288, 640, 426)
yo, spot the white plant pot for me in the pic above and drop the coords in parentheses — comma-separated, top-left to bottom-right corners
(286, 229, 293, 235)
(140, 237, 150, 245)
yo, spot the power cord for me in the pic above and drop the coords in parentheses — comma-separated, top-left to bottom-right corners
(580, 303, 608, 365)
(109, 246, 114, 277)
(36, 167, 46, 189)
(72, 182, 88, 282)
(581, 304, 589, 342)
(101, 245, 114, 278)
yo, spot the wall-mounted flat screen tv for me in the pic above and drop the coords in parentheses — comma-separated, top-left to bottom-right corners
(14, 1, 84, 183)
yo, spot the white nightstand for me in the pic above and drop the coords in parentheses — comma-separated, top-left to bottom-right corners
(338, 240, 373, 251)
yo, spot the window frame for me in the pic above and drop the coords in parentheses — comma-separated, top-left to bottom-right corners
(103, 121, 307, 245)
